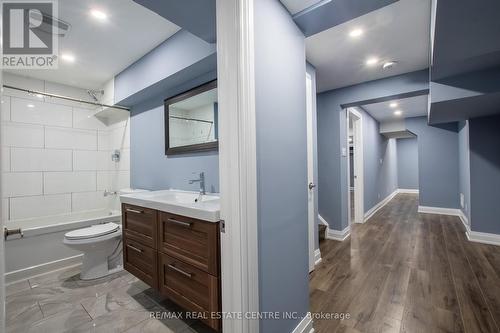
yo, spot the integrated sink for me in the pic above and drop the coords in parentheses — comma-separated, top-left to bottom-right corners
(120, 189, 220, 222)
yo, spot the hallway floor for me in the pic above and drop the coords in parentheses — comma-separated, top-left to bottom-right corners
(310, 193, 500, 333)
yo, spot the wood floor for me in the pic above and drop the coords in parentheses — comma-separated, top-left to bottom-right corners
(310, 193, 500, 333)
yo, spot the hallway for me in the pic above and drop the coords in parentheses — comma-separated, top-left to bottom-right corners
(311, 194, 500, 333)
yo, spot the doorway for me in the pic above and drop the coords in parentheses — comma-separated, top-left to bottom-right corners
(347, 108, 364, 224)
(306, 72, 316, 272)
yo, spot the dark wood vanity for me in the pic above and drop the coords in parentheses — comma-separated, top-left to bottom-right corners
(122, 203, 221, 331)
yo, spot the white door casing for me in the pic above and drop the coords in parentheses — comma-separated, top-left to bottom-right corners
(346, 108, 364, 224)
(306, 73, 315, 272)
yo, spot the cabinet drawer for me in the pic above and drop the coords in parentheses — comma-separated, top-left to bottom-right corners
(159, 254, 220, 331)
(123, 239, 158, 289)
(158, 212, 219, 276)
(122, 203, 158, 249)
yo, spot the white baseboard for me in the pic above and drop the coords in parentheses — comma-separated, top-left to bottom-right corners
(417, 206, 461, 216)
(318, 214, 328, 226)
(458, 210, 471, 234)
(314, 249, 322, 266)
(291, 313, 314, 333)
(397, 188, 419, 194)
(5, 254, 83, 285)
(467, 230, 500, 246)
(364, 189, 399, 222)
(326, 225, 350, 241)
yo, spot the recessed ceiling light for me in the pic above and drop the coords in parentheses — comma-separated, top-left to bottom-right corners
(382, 61, 398, 69)
(389, 102, 398, 108)
(27, 104, 35, 108)
(61, 53, 75, 63)
(90, 9, 107, 20)
(35, 94, 43, 98)
(349, 28, 363, 38)
(394, 110, 402, 116)
(366, 57, 379, 66)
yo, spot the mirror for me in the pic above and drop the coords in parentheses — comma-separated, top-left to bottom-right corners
(165, 80, 218, 155)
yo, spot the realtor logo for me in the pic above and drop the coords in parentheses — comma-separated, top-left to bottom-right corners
(2, 0, 58, 68)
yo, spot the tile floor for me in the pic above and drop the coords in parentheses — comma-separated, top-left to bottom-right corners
(5, 266, 216, 333)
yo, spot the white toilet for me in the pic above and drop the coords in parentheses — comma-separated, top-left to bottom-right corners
(63, 222, 123, 280)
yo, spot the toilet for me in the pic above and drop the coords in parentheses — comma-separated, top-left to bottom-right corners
(64, 222, 123, 280)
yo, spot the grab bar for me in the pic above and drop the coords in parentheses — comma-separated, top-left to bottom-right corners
(4, 227, 23, 240)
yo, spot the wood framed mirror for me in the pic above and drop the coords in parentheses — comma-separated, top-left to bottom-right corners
(164, 80, 218, 155)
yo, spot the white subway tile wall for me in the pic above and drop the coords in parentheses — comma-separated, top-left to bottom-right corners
(1, 74, 130, 224)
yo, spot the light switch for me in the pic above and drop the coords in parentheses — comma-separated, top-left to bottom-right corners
(342, 147, 347, 157)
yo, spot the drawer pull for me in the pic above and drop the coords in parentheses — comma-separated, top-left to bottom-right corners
(126, 208, 144, 214)
(127, 244, 143, 253)
(167, 218, 192, 228)
(168, 264, 192, 278)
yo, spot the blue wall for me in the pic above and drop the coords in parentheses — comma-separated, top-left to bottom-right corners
(129, 76, 220, 193)
(458, 121, 471, 222)
(254, 0, 309, 331)
(359, 108, 398, 212)
(469, 114, 500, 234)
(114, 30, 220, 193)
(397, 137, 419, 190)
(317, 70, 429, 231)
(405, 116, 459, 209)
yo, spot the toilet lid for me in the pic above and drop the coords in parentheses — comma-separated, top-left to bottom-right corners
(65, 222, 119, 240)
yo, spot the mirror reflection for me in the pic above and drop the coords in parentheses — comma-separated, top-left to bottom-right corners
(165, 80, 218, 154)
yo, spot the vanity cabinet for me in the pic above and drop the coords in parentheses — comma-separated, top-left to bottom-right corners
(122, 203, 221, 332)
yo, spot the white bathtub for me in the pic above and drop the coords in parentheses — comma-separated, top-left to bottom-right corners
(4, 210, 122, 284)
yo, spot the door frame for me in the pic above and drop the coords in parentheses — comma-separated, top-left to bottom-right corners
(306, 72, 315, 272)
(346, 108, 364, 224)
(216, 1, 259, 332)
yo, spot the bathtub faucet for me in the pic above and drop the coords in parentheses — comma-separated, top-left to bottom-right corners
(103, 190, 118, 197)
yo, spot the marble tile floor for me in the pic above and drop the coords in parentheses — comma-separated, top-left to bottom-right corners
(5, 266, 217, 333)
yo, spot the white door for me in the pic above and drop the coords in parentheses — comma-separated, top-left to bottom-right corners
(306, 73, 316, 272)
(347, 108, 364, 224)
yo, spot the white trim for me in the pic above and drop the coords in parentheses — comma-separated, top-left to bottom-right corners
(417, 206, 461, 216)
(346, 108, 364, 224)
(364, 189, 399, 222)
(5, 254, 82, 285)
(216, 1, 259, 332)
(467, 230, 500, 246)
(306, 72, 315, 273)
(314, 249, 322, 266)
(397, 188, 419, 194)
(326, 225, 351, 241)
(318, 214, 328, 226)
(458, 210, 471, 234)
(291, 313, 314, 333)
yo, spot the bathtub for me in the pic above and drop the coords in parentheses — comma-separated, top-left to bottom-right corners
(4, 210, 121, 284)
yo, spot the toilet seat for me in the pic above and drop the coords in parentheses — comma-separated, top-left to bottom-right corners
(65, 222, 119, 240)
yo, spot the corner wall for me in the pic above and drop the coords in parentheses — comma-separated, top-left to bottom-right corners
(254, 0, 309, 331)
(469, 114, 500, 234)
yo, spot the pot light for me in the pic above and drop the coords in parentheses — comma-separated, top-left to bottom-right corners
(365, 57, 379, 66)
(382, 61, 398, 69)
(394, 110, 402, 116)
(27, 104, 35, 108)
(90, 9, 107, 20)
(389, 102, 398, 108)
(35, 94, 43, 98)
(61, 53, 75, 63)
(349, 28, 363, 38)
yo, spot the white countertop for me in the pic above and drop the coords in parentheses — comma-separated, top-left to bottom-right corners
(120, 189, 220, 222)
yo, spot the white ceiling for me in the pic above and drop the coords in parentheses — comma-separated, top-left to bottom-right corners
(361, 94, 428, 122)
(6, 0, 180, 89)
(306, 0, 430, 92)
(280, 0, 323, 15)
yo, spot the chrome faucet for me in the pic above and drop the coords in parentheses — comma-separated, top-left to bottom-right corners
(189, 172, 206, 195)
